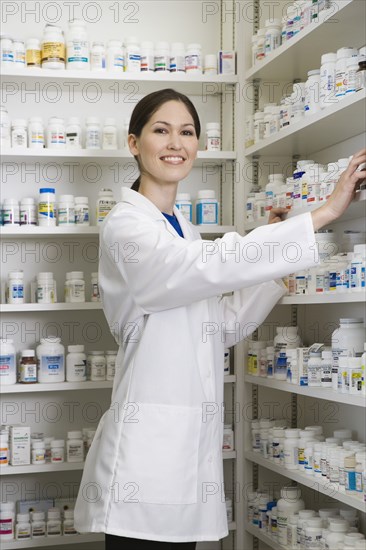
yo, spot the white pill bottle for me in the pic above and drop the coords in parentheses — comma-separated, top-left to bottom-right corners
(37, 337, 65, 383)
(66, 19, 90, 70)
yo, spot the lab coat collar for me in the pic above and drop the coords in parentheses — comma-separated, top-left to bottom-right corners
(120, 186, 197, 241)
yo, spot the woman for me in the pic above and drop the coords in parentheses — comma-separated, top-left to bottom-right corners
(74, 89, 366, 549)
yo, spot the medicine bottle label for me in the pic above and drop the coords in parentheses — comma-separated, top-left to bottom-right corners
(30, 131, 44, 147)
(91, 51, 106, 69)
(176, 203, 192, 222)
(42, 42, 65, 63)
(67, 40, 89, 65)
(155, 55, 169, 71)
(40, 355, 63, 377)
(11, 284, 24, 300)
(1, 49, 14, 63)
(38, 201, 55, 221)
(0, 354, 15, 377)
(75, 206, 89, 225)
(197, 202, 218, 224)
(20, 362, 37, 383)
(26, 49, 41, 67)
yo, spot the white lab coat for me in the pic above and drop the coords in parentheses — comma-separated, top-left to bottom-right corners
(74, 188, 318, 542)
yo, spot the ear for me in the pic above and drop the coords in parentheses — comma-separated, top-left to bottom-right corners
(128, 134, 139, 156)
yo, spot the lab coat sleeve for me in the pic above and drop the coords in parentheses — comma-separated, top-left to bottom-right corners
(101, 208, 318, 313)
(219, 279, 288, 348)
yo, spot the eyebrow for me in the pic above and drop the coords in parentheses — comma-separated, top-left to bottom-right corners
(152, 121, 195, 128)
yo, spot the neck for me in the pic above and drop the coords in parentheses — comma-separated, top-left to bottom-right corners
(138, 176, 178, 215)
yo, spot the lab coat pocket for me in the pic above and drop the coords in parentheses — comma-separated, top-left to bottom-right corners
(120, 402, 202, 505)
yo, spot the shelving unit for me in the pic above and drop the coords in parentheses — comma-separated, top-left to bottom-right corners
(0, 303, 103, 312)
(241, 0, 366, 548)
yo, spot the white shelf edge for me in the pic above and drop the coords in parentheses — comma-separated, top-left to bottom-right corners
(244, 90, 366, 157)
(0, 381, 113, 394)
(0, 533, 105, 549)
(224, 375, 236, 383)
(244, 375, 366, 407)
(244, 451, 366, 512)
(0, 462, 85, 476)
(277, 294, 366, 305)
(0, 303, 103, 313)
(223, 451, 236, 460)
(0, 225, 235, 238)
(1, 68, 238, 84)
(228, 521, 236, 532)
(244, 522, 284, 550)
(245, 0, 353, 80)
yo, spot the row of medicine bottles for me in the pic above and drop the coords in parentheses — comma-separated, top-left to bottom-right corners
(247, 484, 364, 550)
(0, 425, 97, 467)
(245, 45, 366, 148)
(0, 24, 235, 75)
(246, 156, 365, 222)
(1, 188, 116, 227)
(0, 338, 117, 385)
(252, 0, 332, 65)
(0, 501, 79, 541)
(247, 319, 366, 390)
(0, 109, 130, 150)
(4, 270, 100, 305)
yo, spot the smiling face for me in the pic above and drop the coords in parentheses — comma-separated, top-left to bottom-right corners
(128, 100, 199, 186)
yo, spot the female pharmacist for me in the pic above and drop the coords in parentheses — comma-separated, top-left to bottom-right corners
(74, 89, 366, 549)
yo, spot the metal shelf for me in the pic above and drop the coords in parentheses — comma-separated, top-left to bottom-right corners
(244, 523, 284, 550)
(0, 533, 105, 549)
(244, 375, 366, 408)
(245, 451, 366, 512)
(0, 462, 85, 476)
(0, 303, 103, 313)
(278, 294, 366, 305)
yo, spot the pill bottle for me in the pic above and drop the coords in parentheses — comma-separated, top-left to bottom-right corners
(37, 337, 65, 383)
(304, 69, 321, 115)
(196, 190, 219, 225)
(31, 441, 46, 464)
(66, 117, 82, 148)
(256, 29, 266, 62)
(38, 187, 56, 227)
(0, 502, 15, 540)
(28, 117, 44, 149)
(85, 117, 101, 149)
(47, 508, 62, 535)
(63, 509, 77, 535)
(320, 52, 337, 109)
(13, 39, 25, 67)
(272, 427, 285, 465)
(102, 118, 118, 150)
(320, 349, 333, 387)
(2, 198, 20, 225)
(106, 350, 117, 380)
(277, 486, 305, 546)
(0, 105, 11, 148)
(175, 193, 192, 222)
(19, 350, 37, 383)
(0, 339, 16, 385)
(47, 117, 66, 149)
(41, 25, 65, 69)
(69, 271, 85, 303)
(91, 41, 106, 71)
(107, 40, 124, 71)
(74, 196, 89, 226)
(11, 119, 27, 148)
(351, 244, 366, 291)
(251, 420, 261, 452)
(7, 271, 24, 304)
(96, 188, 116, 225)
(44, 437, 54, 463)
(185, 43, 202, 73)
(223, 425, 234, 451)
(0, 433, 9, 465)
(225, 498, 233, 523)
(31, 511, 46, 538)
(264, 18, 281, 55)
(274, 326, 301, 380)
(58, 195, 75, 225)
(356, 58, 366, 91)
(297, 430, 315, 469)
(0, 35, 14, 65)
(37, 272, 55, 304)
(154, 41, 170, 72)
(284, 429, 300, 470)
(332, 318, 365, 368)
(123, 36, 140, 72)
(66, 430, 84, 462)
(89, 351, 106, 381)
(224, 349, 230, 375)
(297, 510, 316, 546)
(205, 122, 221, 151)
(26, 38, 41, 68)
(271, 506, 278, 537)
(66, 344, 86, 382)
(15, 513, 31, 540)
(308, 349, 323, 387)
(287, 513, 299, 549)
(91, 272, 100, 302)
(50, 440, 65, 463)
(140, 41, 154, 72)
(345, 56, 359, 95)
(66, 19, 90, 70)
(304, 518, 323, 549)
(335, 47, 357, 98)
(204, 53, 217, 75)
(253, 111, 265, 143)
(348, 357, 363, 395)
(169, 42, 185, 73)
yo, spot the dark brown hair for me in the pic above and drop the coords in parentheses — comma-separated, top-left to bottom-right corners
(128, 89, 201, 191)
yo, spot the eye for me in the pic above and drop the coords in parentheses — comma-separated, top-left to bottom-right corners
(154, 127, 167, 134)
(182, 129, 195, 136)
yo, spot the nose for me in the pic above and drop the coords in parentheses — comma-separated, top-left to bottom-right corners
(167, 130, 182, 150)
